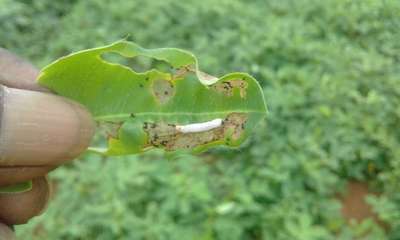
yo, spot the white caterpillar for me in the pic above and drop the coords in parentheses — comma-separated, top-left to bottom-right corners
(176, 118, 223, 133)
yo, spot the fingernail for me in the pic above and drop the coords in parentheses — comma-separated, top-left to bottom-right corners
(0, 86, 95, 166)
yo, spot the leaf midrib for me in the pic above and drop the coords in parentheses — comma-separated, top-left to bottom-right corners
(94, 110, 265, 121)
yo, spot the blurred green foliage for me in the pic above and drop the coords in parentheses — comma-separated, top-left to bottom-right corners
(1, 0, 400, 239)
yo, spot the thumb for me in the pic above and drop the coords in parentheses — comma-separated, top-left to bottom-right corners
(0, 223, 15, 240)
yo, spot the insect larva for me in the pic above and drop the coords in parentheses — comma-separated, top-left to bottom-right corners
(176, 118, 223, 133)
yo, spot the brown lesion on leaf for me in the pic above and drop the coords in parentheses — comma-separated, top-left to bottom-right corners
(211, 79, 248, 98)
(222, 113, 247, 141)
(97, 121, 123, 140)
(143, 122, 179, 148)
(143, 113, 247, 150)
(152, 79, 175, 104)
(172, 65, 218, 83)
(173, 65, 192, 79)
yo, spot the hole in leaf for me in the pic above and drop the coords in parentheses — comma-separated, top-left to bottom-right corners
(101, 52, 174, 73)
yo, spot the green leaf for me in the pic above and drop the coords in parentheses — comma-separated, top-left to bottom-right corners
(38, 40, 267, 155)
(0, 181, 32, 193)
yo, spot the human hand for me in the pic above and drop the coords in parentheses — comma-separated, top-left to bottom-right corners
(0, 48, 95, 239)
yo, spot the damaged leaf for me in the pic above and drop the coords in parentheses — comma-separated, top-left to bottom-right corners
(38, 40, 267, 155)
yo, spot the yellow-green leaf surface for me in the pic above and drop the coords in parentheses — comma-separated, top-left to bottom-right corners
(38, 41, 267, 155)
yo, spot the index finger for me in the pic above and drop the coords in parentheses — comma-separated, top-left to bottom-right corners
(0, 48, 95, 166)
(0, 48, 47, 92)
(0, 86, 95, 166)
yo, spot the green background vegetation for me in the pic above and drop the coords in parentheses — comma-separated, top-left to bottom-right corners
(1, 0, 399, 239)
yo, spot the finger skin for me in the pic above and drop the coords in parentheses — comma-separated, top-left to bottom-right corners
(0, 177, 49, 225)
(0, 166, 55, 187)
(0, 48, 46, 92)
(0, 85, 95, 166)
(0, 49, 87, 229)
(0, 223, 15, 240)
